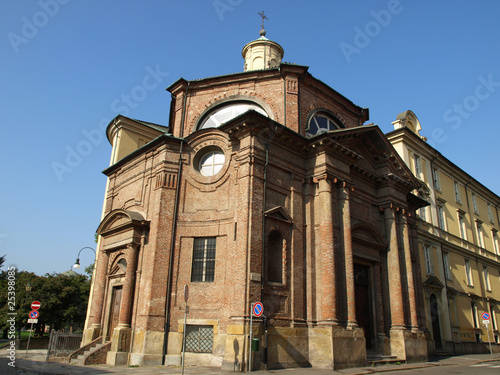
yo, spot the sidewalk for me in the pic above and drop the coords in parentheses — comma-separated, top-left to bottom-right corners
(7, 350, 500, 375)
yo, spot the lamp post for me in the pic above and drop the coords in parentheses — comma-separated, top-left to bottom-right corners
(73, 247, 96, 270)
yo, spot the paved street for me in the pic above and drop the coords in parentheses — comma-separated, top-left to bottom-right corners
(1, 350, 499, 375)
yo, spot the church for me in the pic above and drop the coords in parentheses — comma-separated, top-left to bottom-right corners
(81, 23, 429, 370)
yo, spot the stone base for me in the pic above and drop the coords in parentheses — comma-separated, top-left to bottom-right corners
(106, 350, 129, 365)
(82, 326, 101, 346)
(106, 325, 132, 365)
(164, 354, 181, 366)
(332, 326, 366, 369)
(129, 353, 163, 366)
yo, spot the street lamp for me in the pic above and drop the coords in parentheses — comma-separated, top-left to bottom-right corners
(73, 247, 96, 269)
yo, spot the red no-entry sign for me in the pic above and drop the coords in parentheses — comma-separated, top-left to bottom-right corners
(31, 301, 41, 310)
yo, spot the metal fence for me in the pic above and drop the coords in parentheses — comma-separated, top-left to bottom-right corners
(46, 330, 83, 360)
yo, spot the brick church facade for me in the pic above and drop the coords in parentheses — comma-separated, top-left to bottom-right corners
(82, 30, 429, 370)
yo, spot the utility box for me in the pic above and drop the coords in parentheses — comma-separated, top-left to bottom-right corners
(251, 337, 259, 352)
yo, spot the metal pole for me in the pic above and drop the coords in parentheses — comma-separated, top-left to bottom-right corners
(25, 323, 33, 358)
(486, 322, 493, 359)
(181, 302, 187, 375)
(248, 302, 254, 372)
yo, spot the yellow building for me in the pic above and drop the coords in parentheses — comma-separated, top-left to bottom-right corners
(387, 110, 500, 355)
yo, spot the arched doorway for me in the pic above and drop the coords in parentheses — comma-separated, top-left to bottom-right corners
(430, 294, 442, 349)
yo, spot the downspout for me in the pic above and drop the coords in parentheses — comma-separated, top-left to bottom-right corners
(162, 82, 190, 364)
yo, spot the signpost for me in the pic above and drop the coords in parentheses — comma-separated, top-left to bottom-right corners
(26, 302, 41, 357)
(481, 312, 493, 358)
(248, 302, 264, 372)
(31, 301, 41, 310)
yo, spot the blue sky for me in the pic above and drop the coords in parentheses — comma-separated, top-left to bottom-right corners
(1, 1, 499, 276)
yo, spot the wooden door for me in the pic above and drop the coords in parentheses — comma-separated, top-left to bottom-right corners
(107, 285, 122, 340)
(354, 264, 373, 349)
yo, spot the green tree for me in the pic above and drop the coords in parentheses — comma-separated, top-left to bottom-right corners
(0, 254, 6, 269)
(0, 269, 91, 338)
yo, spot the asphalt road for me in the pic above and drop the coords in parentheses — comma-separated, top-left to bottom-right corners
(384, 360, 500, 375)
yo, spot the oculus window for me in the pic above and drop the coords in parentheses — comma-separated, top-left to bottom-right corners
(199, 102, 267, 129)
(199, 150, 225, 177)
(306, 113, 343, 137)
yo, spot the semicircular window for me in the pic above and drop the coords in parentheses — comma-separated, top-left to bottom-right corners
(306, 113, 343, 137)
(199, 102, 268, 130)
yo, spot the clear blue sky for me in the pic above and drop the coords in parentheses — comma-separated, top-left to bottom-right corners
(1, 1, 499, 275)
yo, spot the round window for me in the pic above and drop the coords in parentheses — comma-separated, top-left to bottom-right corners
(199, 150, 225, 177)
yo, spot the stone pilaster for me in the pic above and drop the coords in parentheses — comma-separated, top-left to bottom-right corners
(384, 207, 405, 330)
(399, 212, 419, 332)
(317, 175, 338, 324)
(339, 183, 357, 328)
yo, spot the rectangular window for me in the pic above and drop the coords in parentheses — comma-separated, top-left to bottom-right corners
(454, 181, 461, 203)
(438, 204, 446, 230)
(184, 325, 214, 353)
(477, 223, 485, 248)
(191, 237, 216, 282)
(443, 252, 451, 280)
(472, 193, 479, 215)
(484, 266, 491, 291)
(471, 301, 479, 329)
(458, 213, 467, 241)
(414, 154, 422, 179)
(490, 303, 498, 331)
(465, 259, 473, 286)
(488, 204, 495, 224)
(493, 231, 500, 255)
(424, 245, 433, 274)
(432, 168, 441, 190)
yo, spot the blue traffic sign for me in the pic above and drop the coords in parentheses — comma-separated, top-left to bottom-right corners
(29, 310, 39, 319)
(253, 302, 263, 317)
(482, 312, 490, 320)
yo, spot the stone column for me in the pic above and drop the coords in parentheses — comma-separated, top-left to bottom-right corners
(384, 207, 405, 330)
(399, 212, 419, 332)
(317, 176, 338, 324)
(118, 244, 138, 327)
(90, 250, 109, 330)
(339, 183, 357, 328)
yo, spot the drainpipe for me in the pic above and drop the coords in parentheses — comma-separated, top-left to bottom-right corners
(162, 82, 190, 365)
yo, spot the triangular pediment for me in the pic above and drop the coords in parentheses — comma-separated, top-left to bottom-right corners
(324, 125, 420, 190)
(265, 206, 293, 224)
(423, 276, 444, 290)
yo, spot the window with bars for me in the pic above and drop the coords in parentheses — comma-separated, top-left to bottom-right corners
(191, 237, 216, 282)
(184, 325, 214, 353)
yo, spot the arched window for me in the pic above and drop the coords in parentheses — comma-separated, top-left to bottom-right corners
(199, 102, 268, 130)
(267, 230, 283, 284)
(306, 112, 343, 137)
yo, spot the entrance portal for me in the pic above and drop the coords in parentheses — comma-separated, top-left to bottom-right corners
(430, 294, 442, 349)
(354, 263, 373, 349)
(107, 285, 122, 340)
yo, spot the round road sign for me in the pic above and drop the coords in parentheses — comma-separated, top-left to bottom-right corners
(253, 302, 264, 317)
(29, 310, 39, 319)
(31, 301, 41, 310)
(482, 312, 490, 320)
